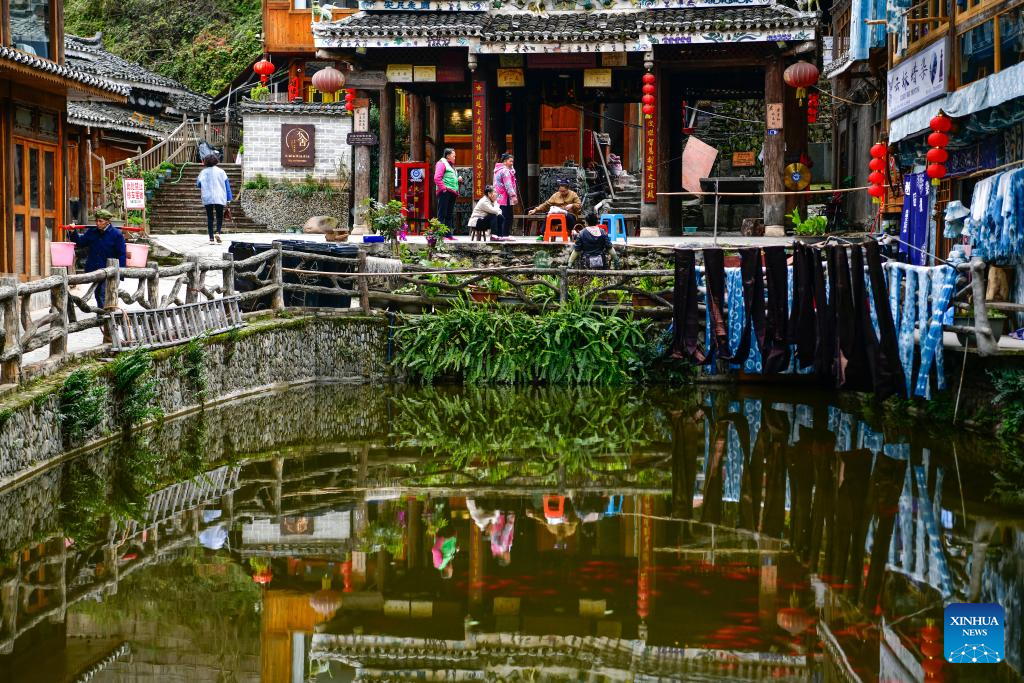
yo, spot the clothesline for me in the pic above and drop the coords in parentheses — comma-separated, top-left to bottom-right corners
(956, 157, 1024, 181)
(658, 184, 875, 197)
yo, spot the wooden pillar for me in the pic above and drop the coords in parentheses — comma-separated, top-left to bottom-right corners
(784, 77, 809, 220)
(525, 89, 540, 210)
(377, 85, 395, 204)
(76, 133, 88, 223)
(408, 92, 425, 162)
(426, 96, 442, 164)
(642, 57, 670, 236)
(353, 90, 372, 233)
(763, 55, 786, 229)
(471, 78, 488, 200)
(512, 88, 529, 213)
(487, 70, 504, 164)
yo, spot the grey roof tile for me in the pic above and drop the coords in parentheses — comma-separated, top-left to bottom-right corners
(239, 99, 351, 115)
(314, 10, 489, 38)
(68, 102, 182, 137)
(0, 44, 128, 97)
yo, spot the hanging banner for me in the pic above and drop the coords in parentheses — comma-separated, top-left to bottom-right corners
(122, 178, 146, 210)
(643, 110, 657, 204)
(472, 79, 487, 199)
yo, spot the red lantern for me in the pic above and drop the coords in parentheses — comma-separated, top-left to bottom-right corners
(642, 104, 655, 116)
(868, 184, 885, 198)
(254, 58, 276, 85)
(869, 157, 886, 171)
(926, 147, 948, 163)
(311, 65, 345, 95)
(642, 94, 655, 106)
(921, 657, 944, 676)
(783, 60, 819, 105)
(930, 114, 952, 133)
(927, 163, 946, 181)
(345, 103, 354, 112)
(868, 171, 885, 185)
(642, 72, 655, 85)
(927, 131, 949, 148)
(642, 83, 655, 95)
(921, 640, 943, 658)
(345, 92, 356, 102)
(870, 142, 888, 158)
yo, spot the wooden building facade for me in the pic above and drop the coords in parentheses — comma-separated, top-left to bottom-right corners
(312, 1, 819, 234)
(1, 0, 126, 279)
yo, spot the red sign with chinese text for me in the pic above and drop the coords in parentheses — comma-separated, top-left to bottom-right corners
(472, 79, 487, 199)
(643, 111, 657, 204)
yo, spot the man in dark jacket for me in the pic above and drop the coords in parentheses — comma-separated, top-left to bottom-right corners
(69, 208, 126, 310)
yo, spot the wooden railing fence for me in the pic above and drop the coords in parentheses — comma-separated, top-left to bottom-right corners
(0, 243, 1009, 385)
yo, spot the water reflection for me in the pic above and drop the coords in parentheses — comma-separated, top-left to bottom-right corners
(0, 385, 1021, 682)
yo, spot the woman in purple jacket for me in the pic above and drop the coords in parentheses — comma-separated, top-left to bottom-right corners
(492, 153, 518, 240)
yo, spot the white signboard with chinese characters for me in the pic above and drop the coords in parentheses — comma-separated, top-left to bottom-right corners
(123, 178, 146, 210)
(354, 104, 370, 132)
(888, 39, 947, 118)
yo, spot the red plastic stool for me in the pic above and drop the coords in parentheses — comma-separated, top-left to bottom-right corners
(542, 214, 571, 242)
(543, 495, 566, 520)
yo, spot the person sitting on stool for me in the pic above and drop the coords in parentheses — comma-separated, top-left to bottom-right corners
(468, 185, 504, 241)
(528, 179, 582, 234)
(568, 213, 617, 269)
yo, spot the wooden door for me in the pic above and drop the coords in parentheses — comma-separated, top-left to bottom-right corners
(540, 105, 581, 166)
(12, 137, 59, 278)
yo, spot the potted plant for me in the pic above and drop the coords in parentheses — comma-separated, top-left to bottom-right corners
(788, 208, 828, 241)
(423, 217, 451, 254)
(469, 276, 507, 303)
(363, 198, 406, 253)
(631, 275, 672, 308)
(954, 309, 1008, 346)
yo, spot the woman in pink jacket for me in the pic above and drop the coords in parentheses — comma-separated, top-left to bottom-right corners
(492, 153, 518, 240)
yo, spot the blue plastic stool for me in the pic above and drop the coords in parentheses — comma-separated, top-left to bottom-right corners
(601, 213, 628, 243)
(604, 495, 623, 516)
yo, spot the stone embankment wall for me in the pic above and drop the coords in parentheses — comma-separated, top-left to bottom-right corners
(364, 241, 674, 270)
(240, 188, 350, 232)
(0, 314, 391, 487)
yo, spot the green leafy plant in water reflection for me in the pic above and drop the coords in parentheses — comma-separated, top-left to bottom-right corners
(988, 369, 1024, 508)
(357, 519, 404, 555)
(108, 350, 162, 431)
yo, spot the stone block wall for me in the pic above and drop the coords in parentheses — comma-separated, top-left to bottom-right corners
(0, 314, 391, 486)
(240, 188, 350, 231)
(242, 109, 353, 186)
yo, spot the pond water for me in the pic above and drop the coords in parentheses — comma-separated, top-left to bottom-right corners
(0, 384, 1021, 683)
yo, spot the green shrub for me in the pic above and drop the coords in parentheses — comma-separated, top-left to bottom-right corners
(243, 174, 270, 190)
(394, 295, 653, 385)
(59, 369, 108, 444)
(108, 350, 162, 431)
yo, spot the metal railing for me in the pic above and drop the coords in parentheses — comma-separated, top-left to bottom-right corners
(0, 244, 1009, 386)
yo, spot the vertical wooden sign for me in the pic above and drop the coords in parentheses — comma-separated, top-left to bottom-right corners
(643, 109, 657, 204)
(472, 79, 487, 199)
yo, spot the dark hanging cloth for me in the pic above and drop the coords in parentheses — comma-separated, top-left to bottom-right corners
(864, 240, 906, 398)
(733, 247, 765, 366)
(761, 246, 790, 374)
(811, 247, 835, 381)
(788, 243, 817, 370)
(845, 245, 876, 391)
(671, 249, 705, 363)
(829, 246, 867, 389)
(702, 248, 732, 361)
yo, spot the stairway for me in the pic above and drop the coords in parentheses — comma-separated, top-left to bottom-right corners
(604, 175, 642, 216)
(148, 164, 267, 234)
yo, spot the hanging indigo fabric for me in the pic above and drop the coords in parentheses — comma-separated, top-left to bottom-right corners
(788, 243, 817, 369)
(734, 247, 765, 366)
(703, 248, 733, 361)
(847, 245, 876, 392)
(897, 268, 918, 397)
(762, 246, 791, 374)
(828, 246, 861, 389)
(864, 241, 905, 398)
(671, 249, 705, 363)
(810, 247, 835, 380)
(915, 266, 956, 397)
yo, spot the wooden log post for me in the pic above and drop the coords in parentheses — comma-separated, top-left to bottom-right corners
(0, 279, 21, 384)
(271, 241, 285, 311)
(49, 267, 68, 357)
(559, 266, 569, 304)
(185, 255, 200, 304)
(147, 263, 160, 309)
(783, 72, 808, 221)
(408, 92, 425, 162)
(357, 249, 371, 314)
(104, 258, 120, 311)
(763, 55, 786, 231)
(353, 90, 373, 235)
(377, 85, 395, 204)
(222, 253, 236, 296)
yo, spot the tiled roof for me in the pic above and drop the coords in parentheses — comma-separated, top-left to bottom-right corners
(484, 11, 639, 41)
(637, 6, 817, 32)
(65, 34, 211, 113)
(0, 45, 128, 98)
(68, 102, 181, 137)
(239, 99, 351, 115)
(313, 10, 489, 38)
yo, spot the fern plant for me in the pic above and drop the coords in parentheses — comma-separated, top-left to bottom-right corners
(108, 350, 162, 431)
(59, 369, 108, 445)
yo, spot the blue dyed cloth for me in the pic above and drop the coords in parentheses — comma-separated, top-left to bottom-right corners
(915, 266, 956, 397)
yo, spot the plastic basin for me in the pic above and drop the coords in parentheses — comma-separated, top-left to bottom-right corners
(51, 241, 76, 267)
(125, 243, 149, 267)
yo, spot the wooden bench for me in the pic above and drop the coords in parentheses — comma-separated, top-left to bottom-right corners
(107, 296, 244, 351)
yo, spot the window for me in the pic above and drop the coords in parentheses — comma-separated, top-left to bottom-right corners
(957, 5, 1024, 86)
(959, 20, 995, 85)
(834, 7, 852, 63)
(293, 0, 308, 8)
(906, 0, 948, 50)
(444, 101, 473, 136)
(9, 0, 53, 60)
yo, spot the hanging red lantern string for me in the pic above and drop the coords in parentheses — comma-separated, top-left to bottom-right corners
(927, 113, 951, 186)
(867, 142, 887, 203)
(783, 60, 820, 106)
(344, 88, 356, 112)
(254, 57, 276, 85)
(641, 71, 655, 118)
(806, 92, 819, 124)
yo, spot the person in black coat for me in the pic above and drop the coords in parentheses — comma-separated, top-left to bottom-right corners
(68, 208, 127, 310)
